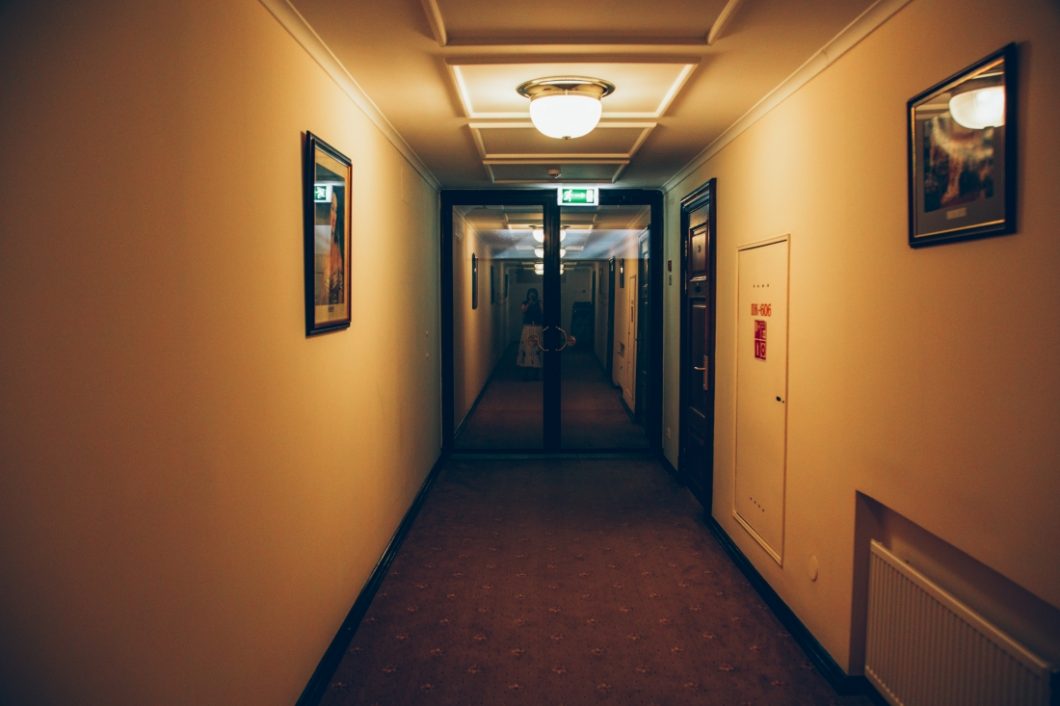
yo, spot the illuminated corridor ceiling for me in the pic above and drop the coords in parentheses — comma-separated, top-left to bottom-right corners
(289, 0, 893, 188)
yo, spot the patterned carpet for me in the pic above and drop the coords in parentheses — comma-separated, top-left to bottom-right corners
(318, 457, 874, 706)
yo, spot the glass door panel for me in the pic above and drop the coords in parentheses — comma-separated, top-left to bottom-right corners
(452, 204, 545, 450)
(558, 205, 651, 450)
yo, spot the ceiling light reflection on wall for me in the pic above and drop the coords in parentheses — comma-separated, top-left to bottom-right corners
(517, 77, 615, 140)
(948, 85, 1005, 129)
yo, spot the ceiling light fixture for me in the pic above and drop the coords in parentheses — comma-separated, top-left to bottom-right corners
(517, 77, 615, 140)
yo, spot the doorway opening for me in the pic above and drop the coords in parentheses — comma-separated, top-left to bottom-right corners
(441, 189, 662, 453)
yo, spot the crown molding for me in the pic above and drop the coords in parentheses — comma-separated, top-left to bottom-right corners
(706, 0, 745, 45)
(664, 0, 912, 194)
(420, 0, 448, 46)
(259, 0, 440, 189)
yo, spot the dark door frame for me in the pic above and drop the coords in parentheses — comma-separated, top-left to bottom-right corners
(606, 257, 616, 380)
(678, 179, 717, 508)
(440, 188, 663, 453)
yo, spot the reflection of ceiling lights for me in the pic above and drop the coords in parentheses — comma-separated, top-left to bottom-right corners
(534, 248, 567, 258)
(949, 85, 1005, 129)
(532, 263, 565, 275)
(532, 230, 566, 243)
(517, 77, 615, 140)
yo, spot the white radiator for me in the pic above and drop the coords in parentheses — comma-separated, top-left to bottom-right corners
(865, 540, 1055, 706)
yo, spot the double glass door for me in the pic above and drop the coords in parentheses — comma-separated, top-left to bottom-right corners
(443, 190, 661, 452)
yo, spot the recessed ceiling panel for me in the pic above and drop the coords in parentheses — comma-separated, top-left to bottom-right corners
(435, 0, 727, 43)
(292, 0, 887, 188)
(486, 162, 627, 184)
(452, 62, 696, 117)
(472, 124, 652, 158)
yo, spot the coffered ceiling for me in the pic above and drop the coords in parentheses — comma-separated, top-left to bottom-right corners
(286, 0, 893, 189)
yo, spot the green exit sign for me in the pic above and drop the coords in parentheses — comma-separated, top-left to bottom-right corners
(558, 187, 599, 206)
(313, 183, 333, 203)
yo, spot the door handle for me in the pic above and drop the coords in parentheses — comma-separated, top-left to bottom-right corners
(535, 325, 572, 352)
(552, 326, 571, 352)
(694, 355, 709, 391)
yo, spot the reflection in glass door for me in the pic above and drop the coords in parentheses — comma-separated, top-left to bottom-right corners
(450, 203, 546, 450)
(558, 205, 652, 450)
(443, 190, 661, 453)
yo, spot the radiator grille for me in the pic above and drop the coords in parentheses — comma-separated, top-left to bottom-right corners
(865, 540, 1055, 706)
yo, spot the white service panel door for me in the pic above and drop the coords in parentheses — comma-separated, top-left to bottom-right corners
(734, 237, 788, 563)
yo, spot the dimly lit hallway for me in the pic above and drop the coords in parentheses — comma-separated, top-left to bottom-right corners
(3, 3, 1058, 705)
(315, 456, 871, 705)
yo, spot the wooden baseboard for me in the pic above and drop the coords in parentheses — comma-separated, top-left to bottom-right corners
(295, 453, 447, 706)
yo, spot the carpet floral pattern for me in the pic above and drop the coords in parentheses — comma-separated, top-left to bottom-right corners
(319, 457, 873, 705)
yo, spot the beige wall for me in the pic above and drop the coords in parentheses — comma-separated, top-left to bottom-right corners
(452, 217, 506, 427)
(0, 3, 440, 705)
(664, 0, 1060, 671)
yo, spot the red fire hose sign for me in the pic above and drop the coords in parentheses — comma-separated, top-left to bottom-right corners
(754, 319, 767, 360)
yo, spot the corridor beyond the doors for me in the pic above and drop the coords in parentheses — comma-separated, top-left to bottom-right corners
(455, 344, 650, 450)
(316, 457, 872, 705)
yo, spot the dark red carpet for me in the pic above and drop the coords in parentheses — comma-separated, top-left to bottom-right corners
(456, 345, 649, 451)
(318, 457, 872, 705)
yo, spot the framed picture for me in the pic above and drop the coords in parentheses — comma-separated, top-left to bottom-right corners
(303, 131, 352, 335)
(907, 44, 1017, 247)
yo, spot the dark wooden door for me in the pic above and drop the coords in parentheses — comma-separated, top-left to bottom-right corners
(679, 181, 716, 508)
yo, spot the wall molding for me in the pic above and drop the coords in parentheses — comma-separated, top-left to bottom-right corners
(258, 0, 440, 190)
(663, 0, 911, 194)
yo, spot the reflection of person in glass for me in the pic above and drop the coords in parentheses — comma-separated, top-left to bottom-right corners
(325, 190, 344, 305)
(516, 288, 543, 379)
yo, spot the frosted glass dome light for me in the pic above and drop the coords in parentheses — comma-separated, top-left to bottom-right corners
(529, 94, 602, 139)
(517, 77, 615, 140)
(948, 86, 1005, 130)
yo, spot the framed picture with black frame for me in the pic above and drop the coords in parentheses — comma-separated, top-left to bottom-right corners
(303, 131, 352, 335)
(907, 43, 1017, 248)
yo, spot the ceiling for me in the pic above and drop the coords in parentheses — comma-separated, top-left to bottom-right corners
(288, 0, 881, 189)
(454, 203, 650, 261)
